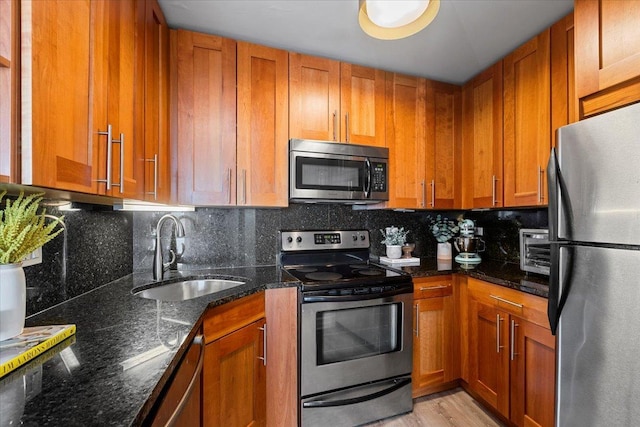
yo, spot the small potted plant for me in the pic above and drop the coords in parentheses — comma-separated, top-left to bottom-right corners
(0, 191, 63, 340)
(427, 215, 460, 260)
(380, 226, 410, 259)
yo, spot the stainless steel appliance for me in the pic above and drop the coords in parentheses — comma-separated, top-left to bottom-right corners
(519, 229, 550, 275)
(289, 139, 389, 204)
(280, 230, 413, 427)
(453, 219, 484, 266)
(548, 102, 640, 426)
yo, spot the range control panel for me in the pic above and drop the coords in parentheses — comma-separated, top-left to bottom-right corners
(281, 230, 370, 252)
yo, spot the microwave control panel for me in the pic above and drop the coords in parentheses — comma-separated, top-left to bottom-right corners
(371, 162, 387, 192)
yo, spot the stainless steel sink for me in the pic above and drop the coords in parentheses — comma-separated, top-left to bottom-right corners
(135, 279, 246, 301)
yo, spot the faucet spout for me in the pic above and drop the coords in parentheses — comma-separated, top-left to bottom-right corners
(153, 214, 186, 281)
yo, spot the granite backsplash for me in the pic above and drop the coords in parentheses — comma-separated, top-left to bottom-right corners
(25, 202, 547, 316)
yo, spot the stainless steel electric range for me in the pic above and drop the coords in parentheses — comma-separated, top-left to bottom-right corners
(279, 229, 414, 427)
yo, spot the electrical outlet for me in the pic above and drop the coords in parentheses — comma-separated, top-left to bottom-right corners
(22, 247, 42, 267)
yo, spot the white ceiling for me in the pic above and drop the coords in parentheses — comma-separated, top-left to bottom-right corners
(158, 0, 574, 85)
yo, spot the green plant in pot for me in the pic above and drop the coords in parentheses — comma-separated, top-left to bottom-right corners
(427, 215, 459, 260)
(380, 226, 410, 259)
(0, 191, 64, 341)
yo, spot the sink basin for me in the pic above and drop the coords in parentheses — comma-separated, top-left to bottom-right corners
(135, 279, 246, 301)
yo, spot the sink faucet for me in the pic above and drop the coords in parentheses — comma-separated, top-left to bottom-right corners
(153, 214, 186, 281)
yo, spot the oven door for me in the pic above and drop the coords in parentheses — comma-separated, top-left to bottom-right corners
(300, 290, 413, 397)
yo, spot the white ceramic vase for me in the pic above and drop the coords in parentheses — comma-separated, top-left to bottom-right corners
(386, 245, 403, 259)
(437, 242, 452, 260)
(0, 263, 26, 341)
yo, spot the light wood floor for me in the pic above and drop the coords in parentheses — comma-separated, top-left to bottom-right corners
(366, 388, 506, 427)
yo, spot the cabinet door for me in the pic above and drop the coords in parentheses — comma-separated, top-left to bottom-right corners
(413, 294, 455, 397)
(204, 319, 267, 427)
(339, 63, 385, 146)
(237, 42, 289, 207)
(509, 317, 556, 427)
(99, 0, 142, 199)
(575, 0, 640, 117)
(461, 62, 503, 208)
(385, 72, 427, 209)
(143, 0, 170, 203)
(551, 12, 576, 147)
(289, 53, 340, 141)
(22, 0, 98, 193)
(503, 29, 550, 207)
(151, 334, 203, 427)
(468, 298, 510, 418)
(176, 30, 236, 205)
(426, 81, 461, 209)
(0, 0, 16, 183)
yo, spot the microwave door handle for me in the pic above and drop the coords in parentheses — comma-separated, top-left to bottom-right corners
(364, 158, 372, 198)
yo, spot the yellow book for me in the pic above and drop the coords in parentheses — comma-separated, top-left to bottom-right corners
(0, 324, 76, 378)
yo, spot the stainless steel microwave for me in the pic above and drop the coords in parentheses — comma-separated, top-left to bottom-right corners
(289, 139, 389, 204)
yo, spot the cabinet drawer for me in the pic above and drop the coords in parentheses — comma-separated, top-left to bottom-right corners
(203, 291, 265, 343)
(467, 278, 548, 328)
(413, 276, 453, 299)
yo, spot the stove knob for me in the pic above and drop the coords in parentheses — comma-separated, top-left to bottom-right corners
(296, 236, 302, 243)
(360, 235, 366, 241)
(286, 236, 293, 243)
(352, 235, 358, 241)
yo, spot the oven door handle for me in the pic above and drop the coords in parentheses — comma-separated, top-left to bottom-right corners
(302, 287, 411, 303)
(302, 377, 411, 408)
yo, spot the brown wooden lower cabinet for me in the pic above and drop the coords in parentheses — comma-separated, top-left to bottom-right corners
(466, 278, 555, 427)
(412, 276, 457, 398)
(202, 292, 266, 427)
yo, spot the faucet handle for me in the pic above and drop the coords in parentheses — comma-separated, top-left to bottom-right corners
(164, 250, 177, 272)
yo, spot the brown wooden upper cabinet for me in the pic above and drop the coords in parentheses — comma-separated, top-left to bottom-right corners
(461, 61, 504, 209)
(236, 42, 289, 207)
(289, 53, 386, 146)
(175, 31, 288, 207)
(0, 0, 17, 183)
(575, 0, 640, 118)
(503, 29, 550, 207)
(141, 0, 171, 203)
(385, 73, 427, 209)
(551, 12, 577, 146)
(20, 0, 166, 200)
(428, 82, 461, 209)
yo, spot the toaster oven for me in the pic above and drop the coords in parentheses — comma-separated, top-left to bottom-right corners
(519, 229, 550, 275)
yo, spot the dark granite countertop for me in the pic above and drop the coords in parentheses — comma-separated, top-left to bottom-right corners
(0, 259, 547, 426)
(0, 265, 297, 427)
(395, 257, 549, 298)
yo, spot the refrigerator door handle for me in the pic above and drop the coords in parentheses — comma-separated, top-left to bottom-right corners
(549, 243, 575, 335)
(547, 146, 575, 242)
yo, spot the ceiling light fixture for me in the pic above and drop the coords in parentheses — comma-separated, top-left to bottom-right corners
(359, 0, 440, 40)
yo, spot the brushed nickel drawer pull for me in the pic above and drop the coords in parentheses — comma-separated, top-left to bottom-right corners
(257, 324, 267, 366)
(419, 285, 449, 291)
(490, 295, 523, 308)
(496, 314, 503, 353)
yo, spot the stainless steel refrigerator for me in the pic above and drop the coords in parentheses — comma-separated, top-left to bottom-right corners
(548, 102, 640, 427)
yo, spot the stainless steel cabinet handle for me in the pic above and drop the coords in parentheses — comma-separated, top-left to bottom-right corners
(332, 110, 337, 141)
(227, 169, 233, 204)
(414, 303, 419, 337)
(111, 133, 124, 193)
(490, 295, 523, 308)
(257, 324, 267, 366)
(345, 112, 350, 143)
(510, 319, 519, 361)
(97, 124, 113, 190)
(145, 154, 158, 200)
(496, 314, 503, 353)
(492, 175, 498, 207)
(165, 334, 204, 427)
(538, 166, 545, 203)
(430, 179, 435, 208)
(419, 285, 449, 291)
(241, 169, 247, 204)
(420, 181, 426, 208)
